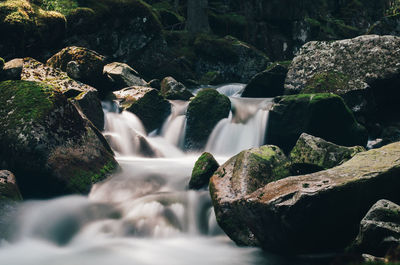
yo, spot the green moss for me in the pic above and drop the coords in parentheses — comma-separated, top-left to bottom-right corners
(0, 80, 56, 133)
(194, 34, 240, 64)
(189, 152, 219, 189)
(40, 0, 79, 15)
(303, 71, 352, 94)
(266, 60, 292, 71)
(68, 160, 117, 193)
(185, 88, 231, 149)
(209, 11, 247, 39)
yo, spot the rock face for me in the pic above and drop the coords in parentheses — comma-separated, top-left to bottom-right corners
(266, 93, 368, 153)
(353, 200, 400, 257)
(289, 133, 365, 175)
(189, 152, 219, 190)
(214, 142, 400, 254)
(103, 62, 148, 91)
(0, 80, 117, 198)
(185, 89, 231, 150)
(194, 35, 270, 83)
(242, 62, 289, 98)
(47, 46, 107, 88)
(20, 58, 104, 130)
(210, 145, 291, 246)
(113, 86, 171, 133)
(284, 35, 400, 120)
(160, 76, 193, 100)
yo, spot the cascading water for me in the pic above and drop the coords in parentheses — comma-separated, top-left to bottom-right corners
(205, 97, 273, 157)
(0, 84, 311, 265)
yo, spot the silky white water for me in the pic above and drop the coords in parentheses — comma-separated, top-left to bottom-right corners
(0, 84, 307, 265)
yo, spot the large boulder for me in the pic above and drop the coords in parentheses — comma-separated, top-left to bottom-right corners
(0, 58, 23, 81)
(266, 93, 368, 153)
(194, 35, 270, 83)
(46, 46, 107, 89)
(113, 86, 171, 133)
(20, 58, 104, 130)
(0, 0, 66, 60)
(185, 88, 231, 150)
(210, 145, 291, 246)
(289, 133, 365, 175)
(284, 35, 400, 122)
(0, 80, 118, 198)
(215, 142, 400, 254)
(103, 62, 148, 91)
(353, 199, 400, 257)
(189, 152, 219, 190)
(242, 62, 290, 98)
(160, 76, 193, 100)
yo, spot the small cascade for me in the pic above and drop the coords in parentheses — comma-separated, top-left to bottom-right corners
(205, 97, 273, 157)
(216, 83, 245, 97)
(160, 100, 189, 149)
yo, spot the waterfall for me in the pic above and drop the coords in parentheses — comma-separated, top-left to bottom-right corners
(0, 84, 287, 265)
(205, 97, 273, 157)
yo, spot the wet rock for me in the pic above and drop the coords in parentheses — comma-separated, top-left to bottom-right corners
(289, 133, 365, 175)
(223, 142, 400, 254)
(284, 35, 400, 121)
(113, 86, 171, 133)
(160, 76, 193, 100)
(103, 62, 148, 91)
(185, 88, 231, 150)
(210, 145, 291, 246)
(266, 93, 368, 153)
(353, 200, 400, 257)
(20, 58, 104, 130)
(194, 35, 270, 83)
(0, 58, 23, 81)
(47, 46, 107, 88)
(242, 62, 290, 98)
(189, 152, 219, 190)
(0, 80, 118, 198)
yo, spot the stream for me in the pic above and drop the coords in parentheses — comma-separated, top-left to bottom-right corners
(0, 84, 319, 265)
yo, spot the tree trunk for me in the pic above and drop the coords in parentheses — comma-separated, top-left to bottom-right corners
(186, 0, 210, 34)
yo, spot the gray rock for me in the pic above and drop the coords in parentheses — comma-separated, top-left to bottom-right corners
(210, 142, 400, 254)
(210, 145, 290, 246)
(289, 133, 365, 175)
(103, 62, 148, 90)
(160, 76, 193, 100)
(353, 199, 400, 257)
(284, 35, 400, 118)
(1, 58, 23, 80)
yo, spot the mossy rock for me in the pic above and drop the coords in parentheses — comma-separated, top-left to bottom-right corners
(229, 141, 400, 254)
(47, 46, 107, 89)
(189, 152, 219, 190)
(289, 133, 366, 175)
(0, 80, 117, 198)
(185, 88, 231, 150)
(303, 71, 352, 94)
(0, 0, 66, 59)
(114, 86, 171, 133)
(194, 34, 240, 64)
(209, 145, 291, 246)
(267, 93, 368, 153)
(21, 57, 104, 130)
